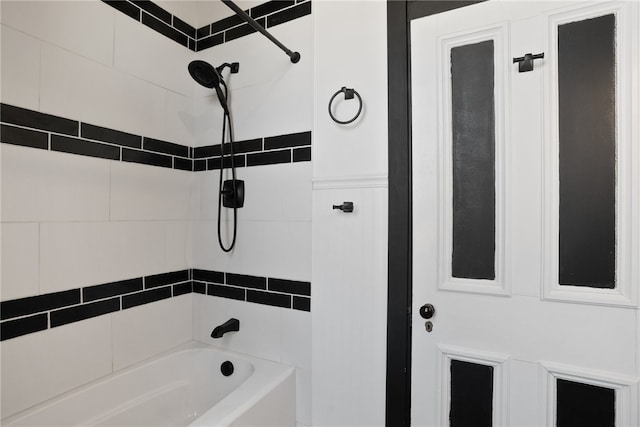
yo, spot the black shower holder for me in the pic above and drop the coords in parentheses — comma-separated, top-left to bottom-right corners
(328, 87, 363, 125)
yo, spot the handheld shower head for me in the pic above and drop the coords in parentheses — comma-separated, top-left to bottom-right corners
(188, 60, 229, 114)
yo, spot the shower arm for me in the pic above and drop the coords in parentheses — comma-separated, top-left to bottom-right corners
(221, 0, 301, 64)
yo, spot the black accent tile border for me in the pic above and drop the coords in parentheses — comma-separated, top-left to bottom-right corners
(173, 282, 193, 297)
(225, 18, 266, 43)
(211, 12, 246, 34)
(265, 131, 311, 150)
(102, 0, 311, 53)
(193, 269, 224, 283)
(247, 149, 291, 167)
(103, 0, 140, 21)
(1, 314, 48, 341)
(227, 273, 267, 290)
(247, 289, 291, 308)
(208, 284, 246, 301)
(268, 278, 310, 296)
(51, 134, 121, 161)
(208, 154, 246, 170)
(193, 281, 207, 294)
(122, 148, 173, 168)
(1, 289, 80, 321)
(251, 1, 295, 19)
(133, 0, 172, 24)
(82, 123, 141, 149)
(266, 1, 311, 28)
(197, 270, 311, 312)
(196, 33, 224, 52)
(293, 296, 311, 312)
(83, 278, 143, 302)
(293, 146, 311, 162)
(197, 25, 211, 39)
(1, 103, 78, 136)
(173, 16, 196, 39)
(123, 286, 172, 309)
(50, 298, 120, 328)
(141, 12, 188, 47)
(1, 103, 311, 170)
(145, 270, 190, 288)
(1, 124, 49, 150)
(0, 270, 310, 341)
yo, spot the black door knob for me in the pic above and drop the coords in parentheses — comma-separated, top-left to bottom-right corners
(419, 303, 436, 319)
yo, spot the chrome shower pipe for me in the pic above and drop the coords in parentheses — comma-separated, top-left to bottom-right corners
(221, 0, 301, 63)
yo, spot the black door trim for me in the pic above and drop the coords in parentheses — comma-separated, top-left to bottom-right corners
(385, 2, 486, 425)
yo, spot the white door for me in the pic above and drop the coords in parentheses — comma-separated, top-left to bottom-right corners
(410, 1, 639, 426)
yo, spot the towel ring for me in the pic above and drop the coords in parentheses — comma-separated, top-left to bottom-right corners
(328, 87, 362, 125)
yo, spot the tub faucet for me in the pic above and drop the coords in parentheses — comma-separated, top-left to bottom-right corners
(211, 318, 240, 338)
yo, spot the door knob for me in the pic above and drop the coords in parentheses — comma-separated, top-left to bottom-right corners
(419, 303, 436, 319)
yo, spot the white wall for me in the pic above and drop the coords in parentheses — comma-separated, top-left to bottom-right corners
(0, 1, 194, 418)
(312, 1, 389, 426)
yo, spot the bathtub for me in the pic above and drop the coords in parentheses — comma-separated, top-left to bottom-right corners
(2, 341, 296, 426)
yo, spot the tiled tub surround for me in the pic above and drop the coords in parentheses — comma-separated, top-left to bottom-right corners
(102, 0, 312, 52)
(1, 269, 311, 341)
(1, 103, 313, 341)
(0, 103, 312, 171)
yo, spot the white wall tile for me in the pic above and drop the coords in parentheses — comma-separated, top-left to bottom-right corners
(192, 15, 313, 146)
(166, 90, 195, 146)
(241, 220, 311, 282)
(281, 309, 311, 369)
(239, 163, 312, 223)
(294, 367, 312, 427)
(0, 316, 113, 418)
(197, 15, 312, 94)
(154, 0, 179, 17)
(192, 293, 202, 341)
(112, 294, 193, 371)
(191, 0, 263, 29)
(0, 25, 40, 110)
(1, 145, 111, 222)
(114, 13, 193, 96)
(192, 94, 225, 148)
(40, 43, 166, 140)
(110, 161, 194, 221)
(0, 0, 114, 67)
(190, 220, 244, 273)
(39, 221, 165, 293)
(200, 169, 228, 221)
(165, 220, 191, 272)
(198, 296, 282, 361)
(0, 222, 39, 301)
(176, 2, 200, 29)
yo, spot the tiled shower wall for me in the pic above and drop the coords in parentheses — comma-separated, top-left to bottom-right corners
(0, 1, 312, 424)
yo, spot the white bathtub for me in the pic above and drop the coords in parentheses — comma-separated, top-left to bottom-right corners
(2, 341, 296, 427)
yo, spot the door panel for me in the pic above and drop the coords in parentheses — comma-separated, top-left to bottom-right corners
(410, 1, 639, 426)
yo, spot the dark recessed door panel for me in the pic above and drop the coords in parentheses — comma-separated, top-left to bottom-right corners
(450, 40, 496, 281)
(450, 359, 494, 427)
(558, 14, 616, 288)
(557, 378, 615, 427)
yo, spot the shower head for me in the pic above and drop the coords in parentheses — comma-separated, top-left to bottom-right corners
(188, 60, 229, 114)
(188, 60, 221, 89)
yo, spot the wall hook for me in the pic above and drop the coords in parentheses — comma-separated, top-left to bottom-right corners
(328, 87, 363, 124)
(513, 52, 544, 72)
(333, 201, 354, 213)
